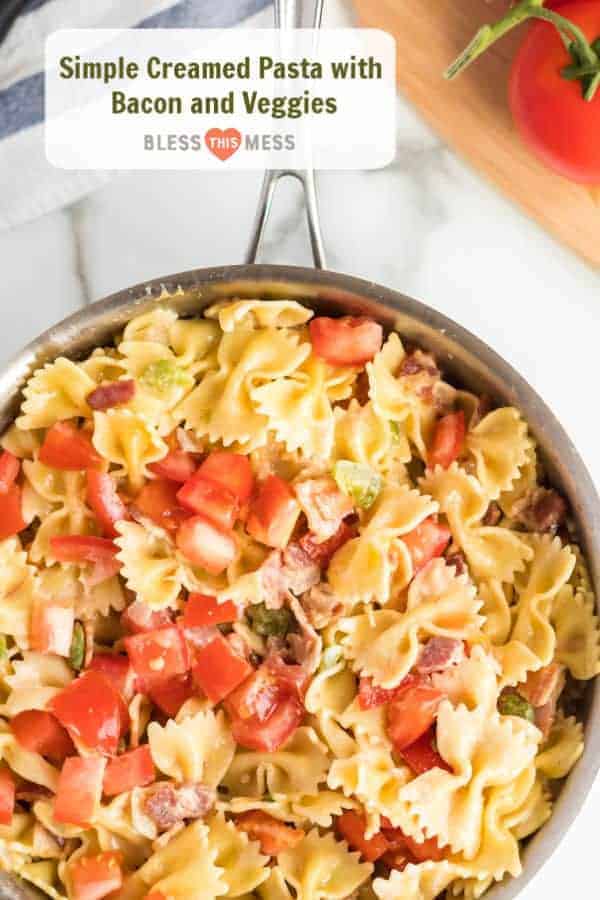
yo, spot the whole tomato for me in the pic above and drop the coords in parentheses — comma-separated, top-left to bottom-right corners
(509, 2, 600, 182)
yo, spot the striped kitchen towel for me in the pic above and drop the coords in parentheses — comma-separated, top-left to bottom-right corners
(0, 0, 271, 231)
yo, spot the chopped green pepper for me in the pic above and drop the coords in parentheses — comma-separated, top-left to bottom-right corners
(69, 621, 86, 671)
(247, 603, 294, 638)
(140, 359, 191, 393)
(333, 460, 382, 510)
(497, 691, 535, 723)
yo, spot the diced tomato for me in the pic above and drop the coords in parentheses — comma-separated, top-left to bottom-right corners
(197, 451, 254, 505)
(88, 653, 136, 700)
(192, 635, 253, 704)
(125, 626, 190, 687)
(309, 316, 383, 366)
(86, 470, 128, 538)
(54, 756, 106, 826)
(230, 694, 304, 753)
(147, 672, 195, 718)
(0, 485, 26, 539)
(0, 451, 20, 493)
(0, 767, 15, 826)
(386, 684, 444, 751)
(428, 411, 466, 470)
(70, 850, 124, 900)
(30, 598, 74, 657)
(149, 448, 196, 483)
(176, 474, 239, 529)
(50, 535, 119, 566)
(225, 666, 281, 723)
(336, 811, 389, 862)
(246, 476, 301, 549)
(397, 727, 451, 776)
(121, 601, 173, 635)
(103, 746, 155, 797)
(134, 479, 190, 534)
(11, 710, 74, 764)
(379, 818, 446, 864)
(39, 422, 102, 470)
(298, 520, 357, 568)
(176, 515, 236, 574)
(49, 671, 129, 755)
(401, 517, 451, 573)
(357, 675, 416, 711)
(264, 655, 310, 699)
(235, 811, 305, 855)
(183, 593, 238, 630)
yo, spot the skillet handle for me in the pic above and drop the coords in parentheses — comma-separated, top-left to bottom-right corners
(245, 0, 326, 268)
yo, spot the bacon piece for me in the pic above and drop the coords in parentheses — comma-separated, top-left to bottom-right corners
(144, 783, 214, 831)
(15, 783, 53, 804)
(415, 638, 464, 676)
(300, 583, 345, 630)
(281, 544, 321, 596)
(87, 379, 136, 411)
(235, 811, 305, 855)
(294, 477, 354, 544)
(298, 519, 357, 568)
(445, 551, 467, 576)
(288, 597, 322, 676)
(399, 350, 439, 378)
(519, 663, 566, 738)
(482, 502, 502, 527)
(513, 487, 567, 534)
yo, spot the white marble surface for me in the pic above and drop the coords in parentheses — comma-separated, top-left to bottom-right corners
(1, 1, 599, 897)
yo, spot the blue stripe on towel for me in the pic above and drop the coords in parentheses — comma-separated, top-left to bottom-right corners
(0, 0, 271, 140)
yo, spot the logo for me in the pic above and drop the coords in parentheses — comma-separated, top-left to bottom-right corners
(204, 128, 242, 161)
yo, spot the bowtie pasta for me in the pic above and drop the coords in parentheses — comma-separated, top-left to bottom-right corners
(0, 298, 596, 900)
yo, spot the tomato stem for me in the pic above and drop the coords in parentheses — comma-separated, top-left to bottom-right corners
(444, 0, 600, 101)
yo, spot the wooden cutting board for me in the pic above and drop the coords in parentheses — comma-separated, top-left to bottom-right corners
(354, 0, 600, 268)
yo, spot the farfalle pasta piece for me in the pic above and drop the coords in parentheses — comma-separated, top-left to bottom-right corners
(498, 439, 538, 519)
(290, 792, 357, 828)
(29, 504, 95, 566)
(22, 459, 85, 506)
(552, 584, 600, 680)
(478, 579, 512, 646)
(117, 342, 193, 434)
(92, 409, 167, 492)
(304, 660, 357, 758)
(116, 819, 227, 900)
(328, 485, 438, 605)
(122, 307, 179, 345)
(2, 652, 73, 717)
(223, 727, 329, 799)
(1, 423, 42, 459)
(421, 464, 533, 583)
(80, 347, 129, 384)
(327, 747, 413, 830)
(92, 789, 156, 867)
(373, 861, 465, 900)
(115, 521, 183, 610)
(0, 538, 37, 649)
(0, 730, 60, 793)
(16, 358, 95, 430)
(333, 400, 411, 475)
(206, 811, 269, 896)
(536, 713, 584, 779)
(168, 317, 221, 377)
(256, 866, 295, 900)
(339, 559, 482, 688)
(148, 709, 235, 787)
(338, 698, 392, 752)
(177, 327, 310, 448)
(206, 298, 313, 332)
(465, 408, 530, 500)
(278, 828, 373, 900)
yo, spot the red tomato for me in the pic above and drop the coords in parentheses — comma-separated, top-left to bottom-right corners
(0, 767, 15, 826)
(230, 694, 304, 752)
(192, 635, 253, 704)
(225, 666, 281, 722)
(50, 535, 119, 566)
(428, 411, 465, 470)
(510, 2, 600, 182)
(30, 598, 74, 657)
(54, 756, 106, 826)
(39, 422, 102, 470)
(183, 593, 238, 629)
(0, 451, 20, 493)
(103, 746, 155, 797)
(121, 601, 173, 635)
(176, 515, 236, 574)
(235, 811, 305, 855)
(149, 448, 196, 483)
(50, 671, 129, 755)
(134, 479, 190, 534)
(309, 316, 383, 366)
(88, 653, 136, 700)
(386, 684, 444, 751)
(125, 626, 190, 687)
(197, 451, 254, 504)
(0, 485, 26, 540)
(70, 850, 124, 900)
(86, 471, 128, 538)
(147, 672, 195, 717)
(246, 476, 301, 549)
(401, 517, 451, 572)
(298, 519, 357, 568)
(336, 811, 389, 862)
(264, 654, 310, 699)
(397, 727, 452, 776)
(379, 819, 446, 863)
(11, 710, 74, 764)
(176, 474, 239, 529)
(358, 675, 415, 710)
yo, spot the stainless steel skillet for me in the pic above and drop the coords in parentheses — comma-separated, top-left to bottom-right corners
(1, 1, 599, 899)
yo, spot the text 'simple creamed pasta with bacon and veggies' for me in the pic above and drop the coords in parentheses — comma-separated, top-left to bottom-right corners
(0, 298, 596, 900)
